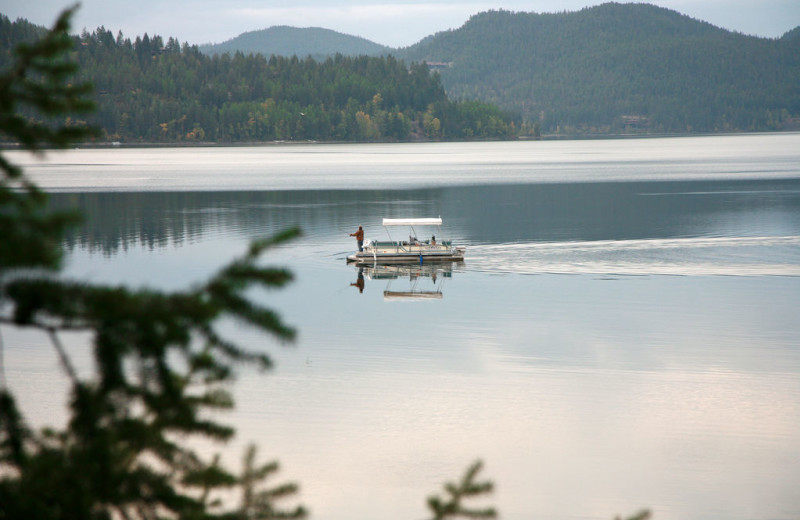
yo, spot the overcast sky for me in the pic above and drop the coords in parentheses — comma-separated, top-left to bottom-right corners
(2, 0, 798, 48)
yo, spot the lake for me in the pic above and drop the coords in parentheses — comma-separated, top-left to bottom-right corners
(4, 134, 800, 520)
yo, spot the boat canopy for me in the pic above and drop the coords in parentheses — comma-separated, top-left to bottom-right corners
(382, 218, 442, 227)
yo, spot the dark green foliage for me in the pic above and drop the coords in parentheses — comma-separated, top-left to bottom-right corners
(0, 6, 95, 274)
(0, 227, 306, 519)
(0, 6, 95, 273)
(398, 3, 800, 134)
(0, 14, 516, 143)
(427, 460, 497, 520)
(0, 8, 306, 519)
(182, 446, 307, 519)
(76, 35, 515, 141)
(0, 220, 305, 518)
(199, 26, 391, 61)
(0, 7, 97, 159)
(236, 444, 308, 519)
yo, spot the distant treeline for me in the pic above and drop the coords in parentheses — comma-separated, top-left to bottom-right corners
(0, 15, 517, 143)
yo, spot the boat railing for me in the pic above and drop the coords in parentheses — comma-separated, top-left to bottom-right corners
(370, 240, 453, 248)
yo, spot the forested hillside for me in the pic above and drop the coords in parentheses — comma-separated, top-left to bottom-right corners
(397, 3, 800, 134)
(4, 2, 798, 139)
(199, 26, 390, 60)
(0, 16, 516, 143)
(783, 26, 800, 43)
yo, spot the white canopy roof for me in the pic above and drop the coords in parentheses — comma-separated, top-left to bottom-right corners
(382, 218, 442, 227)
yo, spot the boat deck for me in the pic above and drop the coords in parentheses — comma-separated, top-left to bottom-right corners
(347, 242, 465, 265)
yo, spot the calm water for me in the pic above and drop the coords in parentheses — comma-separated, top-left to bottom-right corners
(4, 135, 800, 520)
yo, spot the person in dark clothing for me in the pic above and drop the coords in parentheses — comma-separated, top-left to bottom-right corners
(350, 225, 364, 252)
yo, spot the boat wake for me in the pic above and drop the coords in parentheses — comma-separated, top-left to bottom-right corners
(465, 235, 800, 277)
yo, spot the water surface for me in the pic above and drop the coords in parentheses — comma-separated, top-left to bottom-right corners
(4, 135, 800, 520)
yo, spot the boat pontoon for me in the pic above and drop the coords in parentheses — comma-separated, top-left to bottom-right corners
(346, 217, 465, 265)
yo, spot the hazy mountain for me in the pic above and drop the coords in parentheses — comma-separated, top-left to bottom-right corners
(198, 26, 391, 59)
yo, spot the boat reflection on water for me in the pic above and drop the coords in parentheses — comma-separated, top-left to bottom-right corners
(349, 263, 460, 300)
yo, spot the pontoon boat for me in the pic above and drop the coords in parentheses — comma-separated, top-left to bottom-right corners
(346, 217, 465, 265)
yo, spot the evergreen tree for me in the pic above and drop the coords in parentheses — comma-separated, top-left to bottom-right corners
(0, 8, 305, 519)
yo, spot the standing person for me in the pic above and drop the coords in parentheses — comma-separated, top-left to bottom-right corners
(350, 225, 364, 252)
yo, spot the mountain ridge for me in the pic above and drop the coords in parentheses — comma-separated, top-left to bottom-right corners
(198, 25, 390, 59)
(197, 5, 800, 59)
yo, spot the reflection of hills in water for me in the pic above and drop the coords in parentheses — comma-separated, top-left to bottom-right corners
(49, 179, 800, 276)
(50, 189, 456, 255)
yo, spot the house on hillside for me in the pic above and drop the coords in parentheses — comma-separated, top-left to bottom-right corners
(426, 62, 452, 71)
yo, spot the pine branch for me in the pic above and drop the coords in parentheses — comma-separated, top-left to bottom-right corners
(0, 390, 31, 466)
(427, 460, 497, 520)
(238, 444, 308, 519)
(46, 326, 78, 383)
(0, 4, 98, 158)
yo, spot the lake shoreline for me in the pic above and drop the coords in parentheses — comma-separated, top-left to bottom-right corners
(4, 130, 799, 152)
